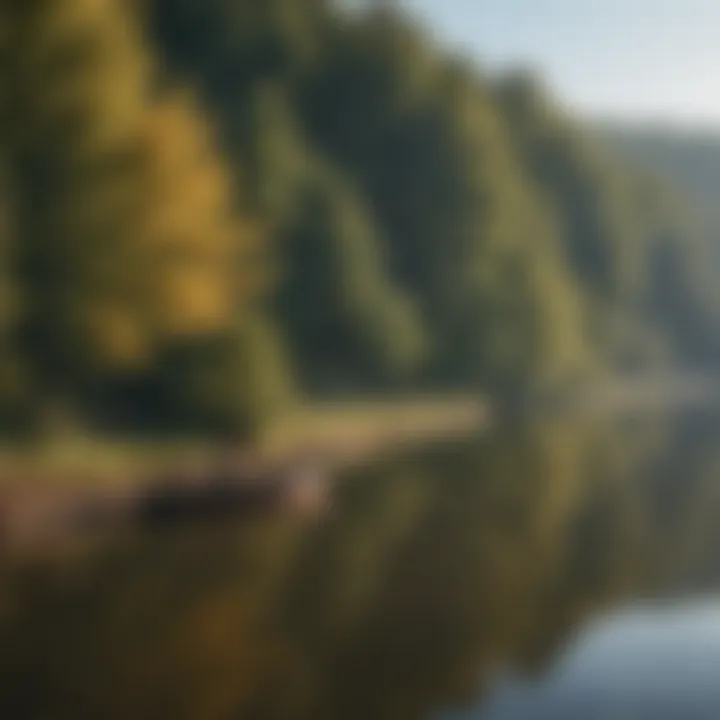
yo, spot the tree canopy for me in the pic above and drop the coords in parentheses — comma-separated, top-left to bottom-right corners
(0, 0, 717, 436)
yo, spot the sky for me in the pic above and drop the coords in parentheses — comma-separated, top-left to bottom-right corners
(403, 0, 720, 128)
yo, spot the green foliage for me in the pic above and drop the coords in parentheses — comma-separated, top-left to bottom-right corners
(211, 74, 429, 391)
(598, 123, 720, 364)
(497, 71, 720, 370)
(0, 0, 272, 436)
(297, 16, 597, 390)
(0, 0, 717, 438)
(277, 162, 428, 390)
(143, 315, 296, 437)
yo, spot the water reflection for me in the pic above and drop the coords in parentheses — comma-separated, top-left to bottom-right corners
(452, 601, 720, 719)
(2, 412, 720, 719)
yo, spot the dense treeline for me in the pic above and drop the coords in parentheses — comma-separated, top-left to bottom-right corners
(0, 0, 717, 437)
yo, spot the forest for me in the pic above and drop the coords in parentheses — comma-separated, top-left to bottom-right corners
(1, 0, 719, 440)
(598, 121, 720, 243)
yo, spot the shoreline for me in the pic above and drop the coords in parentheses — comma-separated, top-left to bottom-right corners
(3, 377, 718, 554)
(0, 399, 490, 552)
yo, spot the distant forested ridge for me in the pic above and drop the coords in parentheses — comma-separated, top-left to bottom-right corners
(597, 121, 720, 229)
(0, 0, 718, 438)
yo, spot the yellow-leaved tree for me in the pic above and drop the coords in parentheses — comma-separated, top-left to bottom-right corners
(0, 0, 278, 434)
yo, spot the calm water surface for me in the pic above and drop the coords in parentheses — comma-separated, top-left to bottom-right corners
(2, 411, 720, 719)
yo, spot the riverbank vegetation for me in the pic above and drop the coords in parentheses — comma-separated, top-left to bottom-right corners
(0, 0, 718, 448)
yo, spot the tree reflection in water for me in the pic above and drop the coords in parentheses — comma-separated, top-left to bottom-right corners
(2, 412, 720, 720)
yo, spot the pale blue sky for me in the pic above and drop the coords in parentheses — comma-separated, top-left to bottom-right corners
(403, 0, 720, 127)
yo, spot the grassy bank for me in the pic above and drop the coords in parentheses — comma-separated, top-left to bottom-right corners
(0, 398, 489, 550)
(0, 398, 489, 484)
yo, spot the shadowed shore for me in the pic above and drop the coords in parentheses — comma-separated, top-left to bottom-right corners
(0, 400, 490, 553)
(2, 377, 719, 554)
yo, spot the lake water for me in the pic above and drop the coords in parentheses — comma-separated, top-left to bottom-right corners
(2, 411, 720, 719)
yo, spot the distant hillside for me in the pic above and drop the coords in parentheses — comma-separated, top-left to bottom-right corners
(596, 122, 720, 228)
